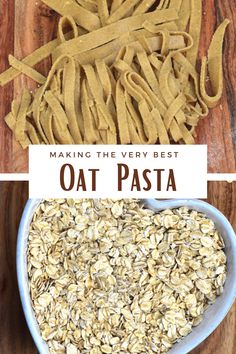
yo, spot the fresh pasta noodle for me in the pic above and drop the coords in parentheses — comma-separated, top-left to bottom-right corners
(0, 0, 229, 148)
(97, 0, 109, 26)
(0, 39, 59, 87)
(176, 0, 191, 31)
(42, 0, 101, 31)
(200, 19, 230, 108)
(133, 0, 156, 15)
(107, 0, 141, 24)
(8, 55, 47, 84)
(52, 9, 178, 60)
(187, 0, 202, 66)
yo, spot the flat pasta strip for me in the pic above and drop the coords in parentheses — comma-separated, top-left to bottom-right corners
(63, 57, 83, 143)
(138, 100, 157, 144)
(0, 38, 59, 86)
(159, 55, 186, 126)
(151, 108, 170, 144)
(5, 99, 20, 131)
(133, 0, 156, 15)
(8, 55, 46, 84)
(31, 56, 70, 143)
(26, 122, 41, 145)
(41, 0, 101, 32)
(97, 0, 109, 26)
(125, 92, 149, 144)
(5, 112, 16, 132)
(200, 19, 230, 108)
(163, 92, 186, 129)
(107, 0, 140, 24)
(40, 108, 55, 145)
(186, 0, 202, 66)
(81, 80, 100, 144)
(169, 0, 183, 11)
(176, 0, 190, 31)
(95, 60, 112, 100)
(127, 112, 142, 144)
(136, 51, 159, 94)
(44, 90, 74, 144)
(76, 0, 97, 12)
(83, 64, 116, 136)
(52, 9, 178, 59)
(173, 52, 209, 116)
(75, 31, 185, 66)
(58, 16, 79, 43)
(116, 80, 131, 144)
(14, 90, 32, 148)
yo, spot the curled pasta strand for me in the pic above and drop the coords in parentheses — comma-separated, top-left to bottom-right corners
(200, 19, 230, 108)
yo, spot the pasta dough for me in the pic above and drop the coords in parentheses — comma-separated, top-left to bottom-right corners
(0, 0, 229, 147)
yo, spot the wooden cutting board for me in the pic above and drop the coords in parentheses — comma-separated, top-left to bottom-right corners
(0, 0, 235, 173)
(0, 181, 235, 354)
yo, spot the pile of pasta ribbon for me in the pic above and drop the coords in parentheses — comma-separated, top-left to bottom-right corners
(0, 0, 229, 147)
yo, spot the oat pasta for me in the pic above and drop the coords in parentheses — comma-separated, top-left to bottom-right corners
(0, 0, 229, 147)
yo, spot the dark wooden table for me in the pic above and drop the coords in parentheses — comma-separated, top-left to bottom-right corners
(0, 181, 235, 354)
(0, 0, 235, 173)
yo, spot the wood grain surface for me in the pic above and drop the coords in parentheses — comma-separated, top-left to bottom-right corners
(0, 181, 235, 354)
(0, 0, 235, 173)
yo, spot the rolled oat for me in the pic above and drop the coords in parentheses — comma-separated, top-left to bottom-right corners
(28, 199, 227, 354)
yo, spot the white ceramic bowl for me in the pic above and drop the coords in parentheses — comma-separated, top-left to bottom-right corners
(17, 199, 236, 354)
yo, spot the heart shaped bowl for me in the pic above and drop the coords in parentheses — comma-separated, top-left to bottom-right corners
(17, 198, 236, 354)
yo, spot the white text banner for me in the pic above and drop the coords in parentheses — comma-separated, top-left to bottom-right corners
(29, 145, 207, 199)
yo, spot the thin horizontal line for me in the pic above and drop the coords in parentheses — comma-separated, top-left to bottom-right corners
(0, 174, 29, 181)
(207, 174, 236, 182)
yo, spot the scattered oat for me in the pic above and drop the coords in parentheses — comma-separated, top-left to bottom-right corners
(28, 199, 227, 354)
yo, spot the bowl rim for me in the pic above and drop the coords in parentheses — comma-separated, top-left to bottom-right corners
(17, 198, 236, 354)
